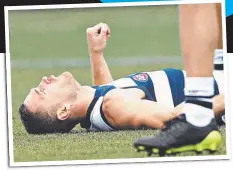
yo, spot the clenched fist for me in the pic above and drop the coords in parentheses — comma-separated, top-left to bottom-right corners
(86, 23, 111, 54)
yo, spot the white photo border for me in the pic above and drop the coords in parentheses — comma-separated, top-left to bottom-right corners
(4, 0, 231, 167)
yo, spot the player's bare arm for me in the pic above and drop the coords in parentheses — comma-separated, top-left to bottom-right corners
(86, 23, 113, 85)
(102, 90, 225, 130)
(102, 88, 177, 130)
(102, 91, 225, 130)
(213, 94, 225, 116)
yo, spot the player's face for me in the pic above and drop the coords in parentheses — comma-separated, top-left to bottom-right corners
(24, 72, 80, 114)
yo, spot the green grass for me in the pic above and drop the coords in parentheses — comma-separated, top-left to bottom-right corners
(11, 64, 227, 162)
(9, 5, 180, 59)
(8, 5, 227, 163)
(13, 128, 226, 162)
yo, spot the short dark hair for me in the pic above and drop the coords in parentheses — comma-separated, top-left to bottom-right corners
(19, 104, 78, 134)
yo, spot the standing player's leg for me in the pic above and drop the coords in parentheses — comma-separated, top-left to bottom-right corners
(217, 3, 223, 50)
(134, 3, 222, 156)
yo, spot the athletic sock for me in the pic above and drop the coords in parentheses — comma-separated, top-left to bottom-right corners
(183, 77, 215, 127)
(214, 49, 225, 124)
(214, 49, 223, 71)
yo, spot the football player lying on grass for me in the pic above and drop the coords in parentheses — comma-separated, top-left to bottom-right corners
(19, 23, 225, 134)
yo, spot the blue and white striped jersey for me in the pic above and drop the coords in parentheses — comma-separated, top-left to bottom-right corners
(80, 68, 224, 131)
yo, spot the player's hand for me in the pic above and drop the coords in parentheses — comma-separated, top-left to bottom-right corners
(86, 23, 110, 55)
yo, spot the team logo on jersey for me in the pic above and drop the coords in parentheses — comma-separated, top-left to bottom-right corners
(132, 73, 148, 82)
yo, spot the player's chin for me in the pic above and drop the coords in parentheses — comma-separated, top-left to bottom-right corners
(61, 71, 74, 79)
(74, 79, 81, 90)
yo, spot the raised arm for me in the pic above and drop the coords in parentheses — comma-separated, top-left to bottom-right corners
(86, 23, 113, 86)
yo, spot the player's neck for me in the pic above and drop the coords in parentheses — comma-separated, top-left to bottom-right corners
(71, 86, 95, 119)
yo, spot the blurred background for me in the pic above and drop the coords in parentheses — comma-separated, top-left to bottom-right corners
(10, 5, 223, 162)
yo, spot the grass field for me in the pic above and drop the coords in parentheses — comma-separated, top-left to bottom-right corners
(8, 5, 227, 163)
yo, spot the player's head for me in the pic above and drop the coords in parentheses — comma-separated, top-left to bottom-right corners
(19, 72, 81, 134)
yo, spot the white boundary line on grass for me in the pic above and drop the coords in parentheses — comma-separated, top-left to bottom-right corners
(4, 0, 231, 168)
(11, 56, 183, 69)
